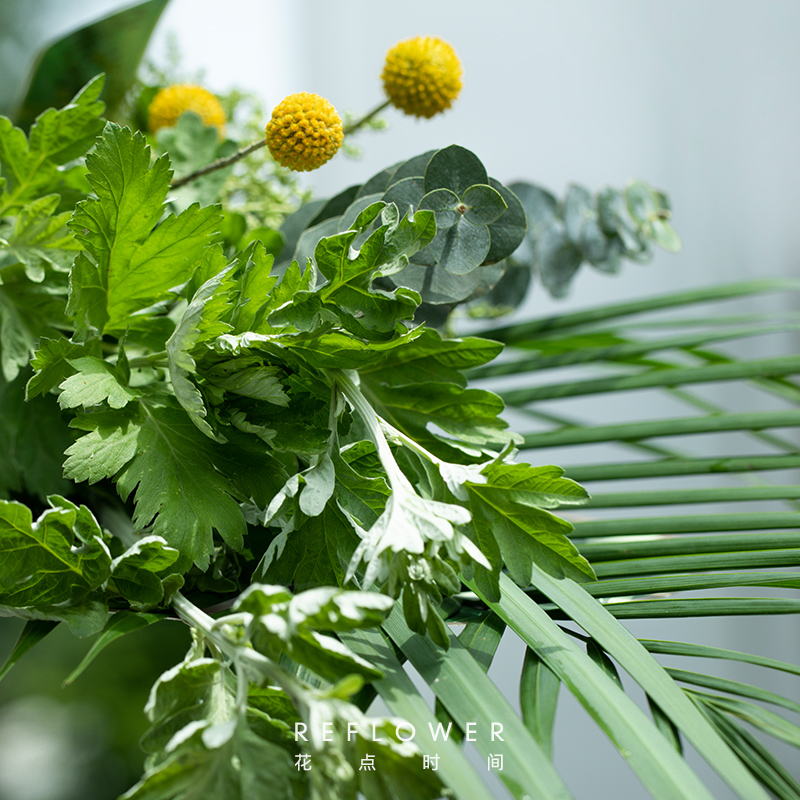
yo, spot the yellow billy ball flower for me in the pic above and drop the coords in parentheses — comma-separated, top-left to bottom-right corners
(147, 84, 227, 136)
(265, 92, 344, 172)
(381, 36, 463, 119)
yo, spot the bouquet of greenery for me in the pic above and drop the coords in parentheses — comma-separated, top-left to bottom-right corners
(1, 5, 799, 799)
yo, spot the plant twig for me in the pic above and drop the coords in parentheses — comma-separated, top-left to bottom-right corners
(169, 99, 392, 191)
(170, 138, 267, 190)
(343, 99, 391, 135)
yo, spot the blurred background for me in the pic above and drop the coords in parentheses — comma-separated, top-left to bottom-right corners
(0, 1, 798, 798)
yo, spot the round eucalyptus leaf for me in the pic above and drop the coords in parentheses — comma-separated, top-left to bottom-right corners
(382, 176, 425, 217)
(426, 217, 491, 275)
(625, 180, 659, 224)
(424, 144, 488, 196)
(509, 181, 559, 231)
(310, 184, 361, 227)
(462, 184, 507, 226)
(419, 187, 461, 229)
(391, 259, 485, 304)
(580, 217, 610, 265)
(485, 180, 527, 264)
(563, 184, 594, 243)
(537, 221, 582, 298)
(465, 260, 530, 316)
(293, 216, 341, 268)
(390, 149, 437, 184)
(356, 163, 401, 199)
(650, 218, 682, 252)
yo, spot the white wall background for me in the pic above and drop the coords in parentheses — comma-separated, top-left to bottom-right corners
(5, 2, 800, 797)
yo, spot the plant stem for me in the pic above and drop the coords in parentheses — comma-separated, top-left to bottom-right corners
(327, 369, 411, 494)
(169, 99, 392, 190)
(170, 139, 267, 190)
(343, 99, 391, 135)
(170, 591, 308, 710)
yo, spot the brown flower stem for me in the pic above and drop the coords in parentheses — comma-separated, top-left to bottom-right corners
(169, 99, 392, 190)
(343, 98, 392, 135)
(170, 138, 267, 189)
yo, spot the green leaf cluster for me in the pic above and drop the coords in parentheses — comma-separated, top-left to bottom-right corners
(509, 178, 681, 298)
(279, 144, 526, 322)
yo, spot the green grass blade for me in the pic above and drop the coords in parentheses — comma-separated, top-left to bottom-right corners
(592, 551, 800, 578)
(434, 611, 507, 743)
(513, 567, 771, 800)
(585, 485, 800, 508)
(380, 606, 573, 800)
(572, 512, 800, 538)
(502, 355, 800, 405)
(691, 693, 800, 748)
(479, 279, 800, 342)
(578, 532, 800, 561)
(465, 574, 725, 800)
(580, 571, 800, 599)
(470, 323, 800, 379)
(698, 702, 800, 800)
(666, 668, 800, 715)
(519, 646, 560, 759)
(340, 625, 503, 800)
(566, 454, 800, 482)
(457, 610, 506, 672)
(641, 640, 800, 677)
(594, 597, 800, 618)
(523, 410, 800, 449)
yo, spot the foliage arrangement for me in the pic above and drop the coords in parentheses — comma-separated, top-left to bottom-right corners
(1, 3, 799, 800)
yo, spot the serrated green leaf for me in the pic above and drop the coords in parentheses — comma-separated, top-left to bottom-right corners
(68, 123, 221, 336)
(0, 372, 73, 499)
(58, 355, 140, 409)
(109, 536, 181, 607)
(4, 194, 79, 280)
(124, 720, 296, 800)
(0, 497, 111, 608)
(229, 241, 276, 333)
(65, 402, 248, 570)
(465, 461, 595, 583)
(167, 256, 235, 442)
(359, 328, 502, 389)
(0, 77, 103, 211)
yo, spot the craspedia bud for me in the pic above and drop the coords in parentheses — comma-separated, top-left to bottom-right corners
(265, 92, 344, 172)
(147, 84, 226, 136)
(381, 36, 462, 119)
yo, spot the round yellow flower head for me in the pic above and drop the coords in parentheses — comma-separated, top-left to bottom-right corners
(265, 92, 344, 172)
(147, 84, 226, 136)
(381, 36, 463, 119)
